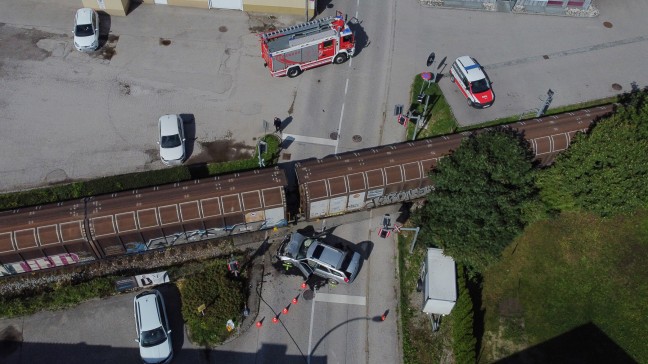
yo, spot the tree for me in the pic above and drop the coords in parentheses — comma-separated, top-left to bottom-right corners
(414, 128, 536, 272)
(537, 86, 648, 216)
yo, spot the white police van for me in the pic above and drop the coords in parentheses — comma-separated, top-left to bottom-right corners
(449, 56, 494, 108)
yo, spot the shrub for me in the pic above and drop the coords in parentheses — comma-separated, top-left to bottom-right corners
(179, 260, 246, 346)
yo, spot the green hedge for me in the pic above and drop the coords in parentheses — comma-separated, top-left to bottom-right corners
(0, 134, 282, 210)
(0, 277, 114, 318)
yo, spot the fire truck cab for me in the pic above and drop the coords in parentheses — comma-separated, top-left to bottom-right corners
(260, 12, 355, 77)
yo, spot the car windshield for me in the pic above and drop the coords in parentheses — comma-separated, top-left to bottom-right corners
(470, 79, 490, 94)
(297, 238, 313, 259)
(161, 134, 181, 148)
(75, 24, 94, 37)
(140, 327, 167, 347)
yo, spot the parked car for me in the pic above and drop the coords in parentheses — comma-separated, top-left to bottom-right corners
(158, 115, 186, 165)
(73, 8, 100, 52)
(133, 290, 173, 364)
(276, 232, 362, 284)
(449, 56, 494, 108)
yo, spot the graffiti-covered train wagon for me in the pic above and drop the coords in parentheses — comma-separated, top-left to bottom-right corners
(0, 105, 613, 277)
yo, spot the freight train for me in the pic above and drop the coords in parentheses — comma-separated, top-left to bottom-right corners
(0, 105, 613, 277)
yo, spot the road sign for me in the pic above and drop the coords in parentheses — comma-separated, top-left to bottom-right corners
(393, 224, 402, 233)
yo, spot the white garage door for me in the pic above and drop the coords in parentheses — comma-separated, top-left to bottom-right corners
(209, 0, 243, 10)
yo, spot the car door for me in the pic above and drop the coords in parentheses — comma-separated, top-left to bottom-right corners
(298, 260, 314, 278)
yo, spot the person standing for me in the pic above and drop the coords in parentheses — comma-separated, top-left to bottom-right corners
(274, 117, 282, 132)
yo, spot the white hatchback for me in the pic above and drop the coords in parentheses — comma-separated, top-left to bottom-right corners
(73, 8, 99, 52)
(158, 115, 186, 166)
(133, 290, 173, 364)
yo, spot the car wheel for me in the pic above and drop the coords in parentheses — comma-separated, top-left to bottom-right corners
(467, 99, 474, 107)
(416, 278, 423, 292)
(450, 76, 455, 83)
(328, 278, 339, 286)
(287, 67, 301, 78)
(333, 53, 348, 64)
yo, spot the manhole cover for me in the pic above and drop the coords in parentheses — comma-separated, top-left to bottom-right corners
(219, 26, 228, 32)
(611, 83, 622, 91)
(603, 21, 613, 28)
(303, 290, 315, 300)
(352, 135, 362, 142)
(282, 153, 291, 160)
(330, 132, 339, 140)
(159, 38, 171, 46)
(542, 55, 549, 60)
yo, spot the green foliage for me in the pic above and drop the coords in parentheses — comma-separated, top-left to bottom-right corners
(414, 129, 537, 272)
(537, 87, 648, 216)
(408, 74, 458, 139)
(179, 260, 245, 346)
(451, 266, 477, 364)
(0, 134, 282, 210)
(0, 277, 114, 318)
(481, 211, 648, 362)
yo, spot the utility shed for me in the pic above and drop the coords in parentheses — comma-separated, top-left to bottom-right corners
(422, 248, 457, 315)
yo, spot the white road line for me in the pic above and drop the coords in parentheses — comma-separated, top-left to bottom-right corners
(282, 133, 337, 147)
(308, 287, 317, 364)
(314, 292, 367, 306)
(335, 78, 350, 154)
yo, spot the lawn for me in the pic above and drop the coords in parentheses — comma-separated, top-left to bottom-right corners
(480, 211, 648, 363)
(406, 74, 457, 139)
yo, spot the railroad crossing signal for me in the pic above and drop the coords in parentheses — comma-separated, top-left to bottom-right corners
(393, 224, 402, 234)
(378, 228, 391, 239)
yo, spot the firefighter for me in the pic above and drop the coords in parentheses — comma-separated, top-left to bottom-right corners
(274, 117, 282, 132)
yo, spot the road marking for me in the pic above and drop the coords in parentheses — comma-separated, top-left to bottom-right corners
(282, 133, 337, 147)
(308, 287, 317, 364)
(314, 292, 367, 306)
(335, 78, 350, 155)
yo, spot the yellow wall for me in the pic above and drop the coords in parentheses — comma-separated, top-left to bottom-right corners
(142, 0, 314, 16)
(244, 0, 314, 17)
(82, 0, 130, 16)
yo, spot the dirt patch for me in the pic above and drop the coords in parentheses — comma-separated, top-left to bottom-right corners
(0, 25, 58, 61)
(248, 15, 279, 33)
(92, 34, 119, 61)
(190, 140, 254, 164)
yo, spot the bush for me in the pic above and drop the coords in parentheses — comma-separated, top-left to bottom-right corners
(179, 260, 246, 346)
(0, 277, 114, 318)
(451, 266, 477, 364)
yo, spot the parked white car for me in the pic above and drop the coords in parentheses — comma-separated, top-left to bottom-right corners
(158, 115, 186, 165)
(133, 290, 173, 364)
(73, 8, 99, 52)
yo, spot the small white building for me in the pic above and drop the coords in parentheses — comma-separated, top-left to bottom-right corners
(420, 248, 457, 315)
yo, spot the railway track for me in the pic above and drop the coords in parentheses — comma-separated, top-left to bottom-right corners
(0, 104, 614, 277)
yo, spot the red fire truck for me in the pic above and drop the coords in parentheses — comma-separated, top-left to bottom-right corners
(260, 12, 355, 78)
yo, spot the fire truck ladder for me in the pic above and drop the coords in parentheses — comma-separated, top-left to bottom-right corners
(262, 15, 336, 41)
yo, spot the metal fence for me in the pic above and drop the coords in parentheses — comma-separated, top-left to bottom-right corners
(419, 0, 596, 16)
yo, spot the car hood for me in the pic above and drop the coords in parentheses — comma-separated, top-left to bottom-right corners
(160, 145, 184, 164)
(280, 232, 306, 259)
(140, 340, 172, 364)
(75, 34, 97, 47)
(473, 89, 494, 104)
